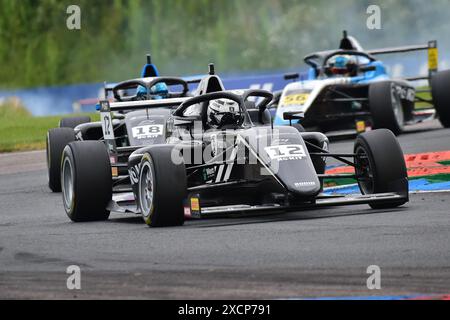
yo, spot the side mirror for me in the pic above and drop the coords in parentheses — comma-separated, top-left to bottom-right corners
(174, 116, 198, 128)
(284, 73, 300, 81)
(283, 112, 304, 127)
(283, 111, 305, 121)
(112, 112, 125, 120)
(283, 112, 304, 121)
(360, 65, 376, 73)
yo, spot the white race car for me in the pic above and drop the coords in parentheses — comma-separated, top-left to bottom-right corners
(272, 31, 450, 136)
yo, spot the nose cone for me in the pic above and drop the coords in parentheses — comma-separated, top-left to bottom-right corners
(271, 148, 321, 197)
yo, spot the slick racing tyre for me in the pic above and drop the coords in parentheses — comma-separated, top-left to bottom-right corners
(61, 141, 112, 222)
(431, 70, 450, 128)
(47, 128, 76, 192)
(138, 145, 187, 227)
(59, 116, 91, 129)
(354, 129, 408, 209)
(369, 82, 405, 135)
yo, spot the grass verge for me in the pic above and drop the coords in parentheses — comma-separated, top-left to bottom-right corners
(415, 86, 433, 109)
(0, 99, 98, 153)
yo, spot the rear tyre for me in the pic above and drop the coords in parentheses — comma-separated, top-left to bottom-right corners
(47, 128, 76, 192)
(61, 141, 112, 222)
(369, 82, 404, 135)
(431, 70, 450, 128)
(354, 129, 408, 209)
(59, 116, 91, 129)
(138, 145, 187, 227)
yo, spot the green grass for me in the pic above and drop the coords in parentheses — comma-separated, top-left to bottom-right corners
(0, 85, 436, 153)
(0, 101, 98, 153)
(415, 86, 433, 110)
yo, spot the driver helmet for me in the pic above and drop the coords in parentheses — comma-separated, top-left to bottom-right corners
(136, 82, 169, 100)
(328, 55, 357, 75)
(207, 99, 243, 129)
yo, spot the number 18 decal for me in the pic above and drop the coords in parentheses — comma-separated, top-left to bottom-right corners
(132, 125, 164, 139)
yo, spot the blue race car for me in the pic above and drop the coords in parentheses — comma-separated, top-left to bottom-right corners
(273, 31, 450, 135)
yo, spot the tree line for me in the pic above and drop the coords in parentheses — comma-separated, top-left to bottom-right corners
(0, 0, 448, 88)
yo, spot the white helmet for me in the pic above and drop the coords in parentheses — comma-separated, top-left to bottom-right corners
(207, 99, 243, 129)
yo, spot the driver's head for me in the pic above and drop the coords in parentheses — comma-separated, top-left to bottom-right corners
(136, 82, 169, 100)
(328, 55, 357, 76)
(207, 99, 243, 129)
(150, 82, 169, 99)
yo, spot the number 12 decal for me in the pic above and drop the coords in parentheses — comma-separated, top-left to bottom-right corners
(265, 144, 306, 160)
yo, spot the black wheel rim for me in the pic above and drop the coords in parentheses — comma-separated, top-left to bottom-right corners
(355, 146, 374, 194)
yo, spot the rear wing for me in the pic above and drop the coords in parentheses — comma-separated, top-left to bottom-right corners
(367, 40, 438, 81)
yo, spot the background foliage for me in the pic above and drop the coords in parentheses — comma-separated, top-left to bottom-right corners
(1, 0, 449, 88)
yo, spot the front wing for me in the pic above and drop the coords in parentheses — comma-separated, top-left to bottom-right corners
(108, 192, 406, 219)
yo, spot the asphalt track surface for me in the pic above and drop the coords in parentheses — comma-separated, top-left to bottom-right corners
(0, 120, 449, 299)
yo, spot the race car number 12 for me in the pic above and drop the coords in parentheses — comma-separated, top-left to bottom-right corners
(265, 144, 306, 160)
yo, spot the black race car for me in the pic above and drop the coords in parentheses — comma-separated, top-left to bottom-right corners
(46, 60, 268, 193)
(46, 76, 191, 192)
(59, 71, 409, 227)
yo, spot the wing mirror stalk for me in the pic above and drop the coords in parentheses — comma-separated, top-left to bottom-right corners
(283, 112, 305, 127)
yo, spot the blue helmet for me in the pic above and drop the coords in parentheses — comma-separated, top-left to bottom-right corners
(328, 55, 357, 76)
(334, 56, 349, 69)
(136, 82, 169, 100)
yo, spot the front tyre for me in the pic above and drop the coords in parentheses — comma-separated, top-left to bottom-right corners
(59, 116, 91, 129)
(369, 82, 405, 135)
(354, 129, 408, 209)
(61, 141, 112, 222)
(47, 128, 76, 192)
(138, 145, 186, 227)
